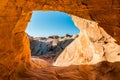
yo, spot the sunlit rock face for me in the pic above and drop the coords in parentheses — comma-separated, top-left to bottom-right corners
(0, 0, 120, 79)
(54, 16, 120, 66)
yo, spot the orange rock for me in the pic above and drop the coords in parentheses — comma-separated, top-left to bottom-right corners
(0, 0, 120, 79)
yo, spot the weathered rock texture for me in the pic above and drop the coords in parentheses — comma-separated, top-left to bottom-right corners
(0, 0, 120, 80)
(54, 16, 120, 66)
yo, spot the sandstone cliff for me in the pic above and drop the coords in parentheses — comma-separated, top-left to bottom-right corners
(0, 0, 120, 80)
(54, 16, 120, 66)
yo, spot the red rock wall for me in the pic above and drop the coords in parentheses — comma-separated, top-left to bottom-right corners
(0, 0, 120, 79)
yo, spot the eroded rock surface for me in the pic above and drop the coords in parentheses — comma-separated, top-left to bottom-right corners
(12, 61, 120, 80)
(54, 16, 120, 66)
(0, 0, 120, 79)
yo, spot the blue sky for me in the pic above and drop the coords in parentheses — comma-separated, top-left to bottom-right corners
(25, 11, 80, 37)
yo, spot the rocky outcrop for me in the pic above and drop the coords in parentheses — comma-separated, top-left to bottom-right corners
(0, 0, 120, 79)
(28, 34, 78, 56)
(54, 16, 120, 66)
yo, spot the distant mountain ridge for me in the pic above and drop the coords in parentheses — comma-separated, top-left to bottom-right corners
(27, 34, 78, 56)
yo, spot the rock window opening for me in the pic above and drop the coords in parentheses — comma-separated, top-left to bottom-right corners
(25, 11, 80, 64)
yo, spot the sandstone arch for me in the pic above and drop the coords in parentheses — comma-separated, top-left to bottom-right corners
(0, 0, 120, 79)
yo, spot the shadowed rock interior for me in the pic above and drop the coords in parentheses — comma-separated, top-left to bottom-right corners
(0, 0, 120, 80)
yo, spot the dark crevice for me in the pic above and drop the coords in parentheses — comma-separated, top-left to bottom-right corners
(117, 53, 120, 56)
(81, 0, 88, 6)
